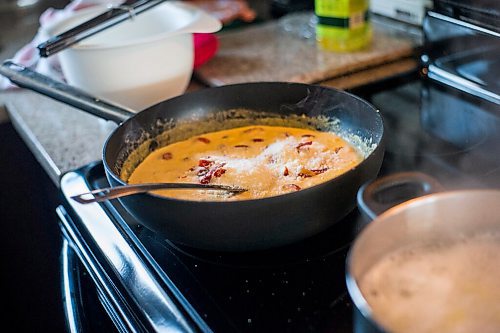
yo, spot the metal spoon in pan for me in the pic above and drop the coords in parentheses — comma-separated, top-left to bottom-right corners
(72, 182, 247, 204)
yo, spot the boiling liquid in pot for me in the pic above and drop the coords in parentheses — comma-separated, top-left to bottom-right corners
(359, 231, 500, 333)
(126, 125, 363, 201)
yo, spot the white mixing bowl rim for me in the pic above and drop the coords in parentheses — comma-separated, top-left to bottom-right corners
(44, 2, 221, 51)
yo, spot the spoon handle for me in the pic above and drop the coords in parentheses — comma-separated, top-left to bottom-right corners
(71, 182, 246, 204)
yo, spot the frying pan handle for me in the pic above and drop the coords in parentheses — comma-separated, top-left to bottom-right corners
(0, 60, 135, 124)
(357, 172, 444, 220)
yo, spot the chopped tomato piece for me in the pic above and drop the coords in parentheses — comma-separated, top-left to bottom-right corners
(197, 137, 211, 144)
(296, 141, 313, 152)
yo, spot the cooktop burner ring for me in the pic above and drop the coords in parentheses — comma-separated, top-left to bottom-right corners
(155, 210, 360, 270)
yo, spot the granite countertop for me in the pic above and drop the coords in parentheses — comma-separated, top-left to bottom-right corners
(0, 3, 421, 187)
(196, 13, 421, 86)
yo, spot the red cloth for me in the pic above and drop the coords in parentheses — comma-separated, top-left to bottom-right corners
(193, 33, 219, 69)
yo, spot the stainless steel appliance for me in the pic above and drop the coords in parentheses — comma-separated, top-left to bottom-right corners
(56, 1, 500, 331)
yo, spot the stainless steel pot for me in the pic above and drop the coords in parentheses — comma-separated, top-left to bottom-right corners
(347, 172, 500, 333)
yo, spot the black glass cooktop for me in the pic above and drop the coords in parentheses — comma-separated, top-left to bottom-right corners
(61, 78, 500, 333)
(85, 164, 360, 333)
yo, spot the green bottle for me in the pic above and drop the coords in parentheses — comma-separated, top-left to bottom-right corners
(315, 0, 372, 51)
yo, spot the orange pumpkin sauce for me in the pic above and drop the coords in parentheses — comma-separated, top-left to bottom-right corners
(127, 125, 363, 201)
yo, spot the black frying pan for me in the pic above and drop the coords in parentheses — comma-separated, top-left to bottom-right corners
(0, 60, 384, 251)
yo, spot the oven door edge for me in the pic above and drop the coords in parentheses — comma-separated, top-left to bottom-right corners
(57, 205, 140, 333)
(58, 165, 213, 333)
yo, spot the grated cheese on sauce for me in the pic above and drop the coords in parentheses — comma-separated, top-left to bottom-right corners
(127, 125, 363, 201)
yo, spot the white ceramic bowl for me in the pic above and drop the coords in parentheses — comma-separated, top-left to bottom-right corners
(45, 2, 221, 111)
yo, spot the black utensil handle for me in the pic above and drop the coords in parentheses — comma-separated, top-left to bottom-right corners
(37, 0, 166, 57)
(0, 60, 134, 123)
(357, 172, 444, 220)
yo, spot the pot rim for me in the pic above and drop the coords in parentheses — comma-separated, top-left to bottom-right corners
(345, 188, 500, 331)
